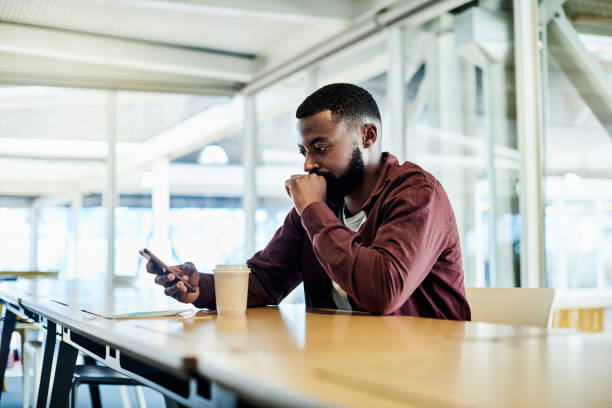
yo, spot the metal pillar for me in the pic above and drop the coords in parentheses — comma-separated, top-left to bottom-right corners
(388, 25, 406, 162)
(28, 204, 41, 295)
(29, 205, 39, 270)
(151, 158, 171, 261)
(482, 64, 501, 287)
(243, 95, 257, 257)
(69, 193, 81, 278)
(428, 14, 469, 279)
(513, 0, 546, 287)
(307, 66, 319, 92)
(105, 91, 117, 295)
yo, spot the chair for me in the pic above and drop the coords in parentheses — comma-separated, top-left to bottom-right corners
(70, 357, 147, 408)
(465, 287, 555, 328)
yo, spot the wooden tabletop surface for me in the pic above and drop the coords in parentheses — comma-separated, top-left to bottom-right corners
(2, 279, 611, 408)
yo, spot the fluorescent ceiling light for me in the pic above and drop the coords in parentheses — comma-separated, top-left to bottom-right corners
(564, 172, 581, 186)
(198, 145, 229, 165)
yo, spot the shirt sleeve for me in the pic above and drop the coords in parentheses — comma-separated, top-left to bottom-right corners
(300, 182, 450, 315)
(192, 208, 304, 309)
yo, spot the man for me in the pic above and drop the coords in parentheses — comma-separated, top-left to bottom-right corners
(149, 83, 470, 319)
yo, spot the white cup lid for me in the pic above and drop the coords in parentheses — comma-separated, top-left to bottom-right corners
(213, 264, 251, 272)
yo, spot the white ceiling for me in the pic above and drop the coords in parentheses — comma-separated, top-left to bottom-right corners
(0, 0, 391, 91)
(0, 0, 354, 55)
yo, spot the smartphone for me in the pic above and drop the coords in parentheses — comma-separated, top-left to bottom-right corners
(139, 248, 196, 292)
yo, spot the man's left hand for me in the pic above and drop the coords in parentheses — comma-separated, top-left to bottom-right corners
(285, 173, 326, 215)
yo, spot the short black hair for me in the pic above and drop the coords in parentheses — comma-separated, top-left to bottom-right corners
(296, 83, 381, 123)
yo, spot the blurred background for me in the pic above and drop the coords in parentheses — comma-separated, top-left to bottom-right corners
(0, 0, 611, 326)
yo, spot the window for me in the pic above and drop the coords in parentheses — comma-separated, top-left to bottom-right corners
(0, 206, 30, 271)
(542, 2, 612, 291)
(400, 4, 519, 287)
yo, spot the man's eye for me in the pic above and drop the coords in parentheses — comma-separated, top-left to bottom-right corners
(298, 149, 306, 156)
(314, 145, 326, 152)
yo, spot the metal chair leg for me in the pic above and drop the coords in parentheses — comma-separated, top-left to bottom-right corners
(70, 379, 80, 408)
(89, 383, 102, 408)
(0, 307, 17, 402)
(82, 355, 103, 408)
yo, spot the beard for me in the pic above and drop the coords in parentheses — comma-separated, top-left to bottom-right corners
(310, 146, 365, 209)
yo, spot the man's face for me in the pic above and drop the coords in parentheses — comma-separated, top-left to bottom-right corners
(297, 111, 365, 201)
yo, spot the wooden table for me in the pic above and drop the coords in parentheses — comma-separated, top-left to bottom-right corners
(1, 279, 612, 407)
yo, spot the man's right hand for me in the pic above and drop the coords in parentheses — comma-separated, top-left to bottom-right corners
(146, 261, 200, 304)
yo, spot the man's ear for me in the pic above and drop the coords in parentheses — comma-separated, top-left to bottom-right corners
(361, 123, 378, 148)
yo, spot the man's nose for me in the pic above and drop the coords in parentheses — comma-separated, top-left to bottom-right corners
(303, 154, 319, 173)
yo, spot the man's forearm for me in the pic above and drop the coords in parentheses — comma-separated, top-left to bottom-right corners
(192, 273, 216, 309)
(191, 269, 297, 310)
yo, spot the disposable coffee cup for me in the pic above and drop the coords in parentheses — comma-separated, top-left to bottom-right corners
(213, 264, 250, 315)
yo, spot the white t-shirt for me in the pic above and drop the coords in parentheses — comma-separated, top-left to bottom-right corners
(331, 206, 367, 310)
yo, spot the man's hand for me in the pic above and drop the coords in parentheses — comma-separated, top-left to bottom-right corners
(146, 261, 200, 304)
(285, 173, 326, 215)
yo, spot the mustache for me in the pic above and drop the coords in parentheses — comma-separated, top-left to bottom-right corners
(308, 170, 336, 186)
(308, 169, 330, 178)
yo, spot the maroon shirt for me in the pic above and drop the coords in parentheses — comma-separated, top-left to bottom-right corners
(194, 153, 470, 320)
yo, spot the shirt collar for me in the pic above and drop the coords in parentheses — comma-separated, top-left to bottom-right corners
(360, 152, 398, 211)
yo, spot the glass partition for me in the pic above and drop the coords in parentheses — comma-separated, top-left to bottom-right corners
(0, 206, 30, 271)
(400, 3, 519, 287)
(0, 85, 231, 279)
(38, 206, 70, 275)
(542, 1, 612, 291)
(254, 72, 310, 252)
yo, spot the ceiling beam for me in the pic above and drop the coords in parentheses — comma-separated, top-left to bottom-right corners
(141, 0, 378, 22)
(0, 158, 103, 197)
(116, 96, 245, 176)
(245, 0, 468, 94)
(0, 138, 141, 161)
(547, 10, 612, 138)
(0, 52, 241, 95)
(0, 22, 257, 83)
